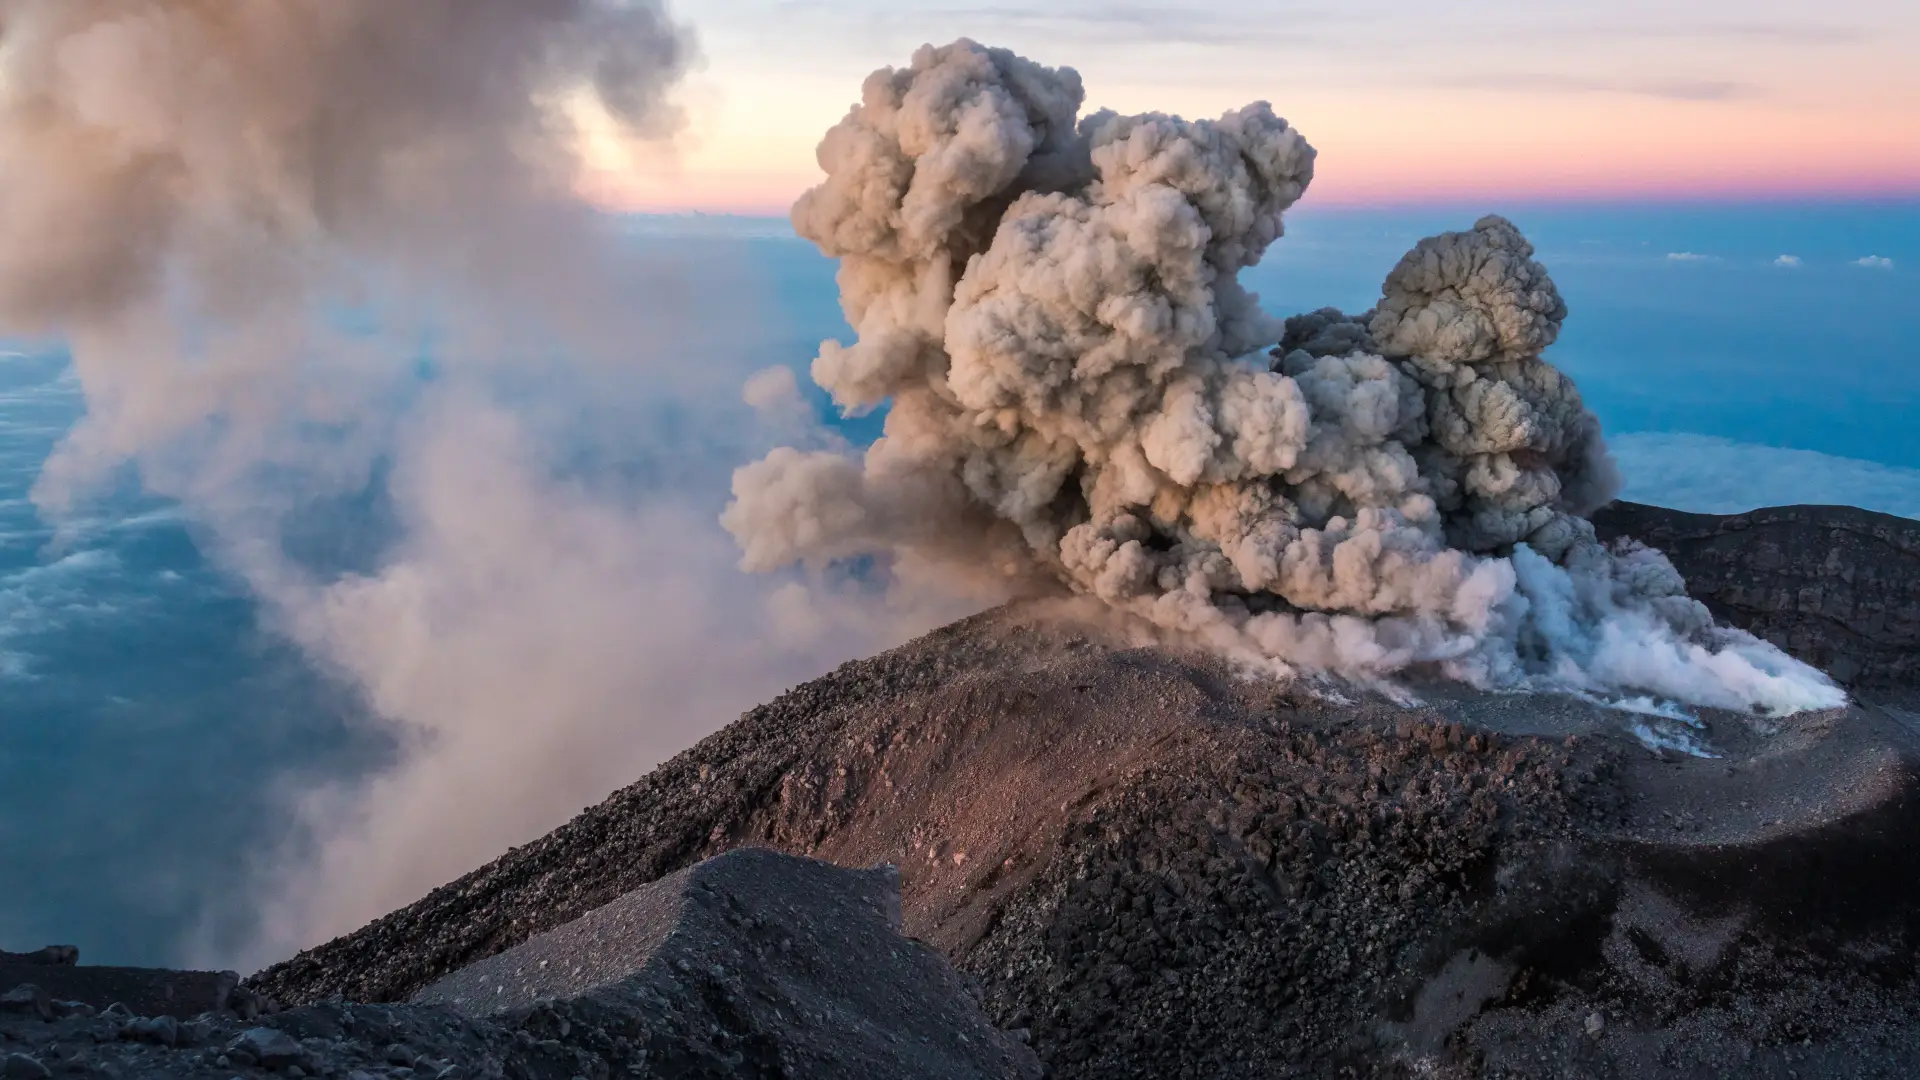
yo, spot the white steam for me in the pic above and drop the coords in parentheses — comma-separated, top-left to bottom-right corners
(725, 39, 1846, 716)
(0, 2, 949, 967)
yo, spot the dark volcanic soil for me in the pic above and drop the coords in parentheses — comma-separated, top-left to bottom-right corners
(3, 851, 1035, 1080)
(251, 504, 1920, 1079)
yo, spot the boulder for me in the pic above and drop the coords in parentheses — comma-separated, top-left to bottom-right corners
(0, 948, 76, 968)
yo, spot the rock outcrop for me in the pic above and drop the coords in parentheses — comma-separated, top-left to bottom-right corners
(1591, 500, 1920, 691)
(0, 962, 241, 1023)
(0, 949, 77, 968)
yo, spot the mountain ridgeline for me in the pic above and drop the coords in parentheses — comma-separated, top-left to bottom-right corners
(239, 501, 1920, 1078)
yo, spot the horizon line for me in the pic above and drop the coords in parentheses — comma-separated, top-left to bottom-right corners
(607, 189, 1920, 221)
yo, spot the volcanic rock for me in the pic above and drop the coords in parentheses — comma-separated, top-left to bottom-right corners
(2, 1053, 51, 1080)
(0, 963, 237, 1021)
(1592, 500, 1920, 690)
(415, 847, 1039, 1079)
(0, 852, 1033, 1079)
(0, 985, 49, 1022)
(229, 1026, 303, 1068)
(0, 948, 76, 967)
(248, 503, 1920, 1078)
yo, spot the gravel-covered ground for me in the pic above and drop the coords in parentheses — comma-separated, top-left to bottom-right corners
(2, 850, 1035, 1080)
(3, 986, 580, 1080)
(244, 567, 1920, 1078)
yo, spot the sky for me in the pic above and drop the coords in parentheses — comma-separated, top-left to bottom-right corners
(590, 0, 1920, 212)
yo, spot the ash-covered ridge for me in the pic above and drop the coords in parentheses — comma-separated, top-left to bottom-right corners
(2, 851, 1037, 1080)
(722, 38, 1842, 717)
(251, 503, 1920, 1077)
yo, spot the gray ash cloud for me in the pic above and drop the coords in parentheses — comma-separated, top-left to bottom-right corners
(725, 38, 1844, 716)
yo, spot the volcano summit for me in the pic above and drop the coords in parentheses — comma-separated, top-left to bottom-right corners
(247, 40, 1920, 1079)
(8, 34, 1918, 1080)
(246, 541, 1920, 1077)
(723, 39, 1842, 719)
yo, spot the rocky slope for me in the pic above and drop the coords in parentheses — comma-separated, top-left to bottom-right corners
(246, 502, 1920, 1078)
(1, 851, 1035, 1079)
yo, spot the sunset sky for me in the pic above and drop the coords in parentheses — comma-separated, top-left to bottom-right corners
(587, 0, 1920, 212)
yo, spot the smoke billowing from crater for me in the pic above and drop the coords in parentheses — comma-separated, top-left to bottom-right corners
(725, 39, 1845, 716)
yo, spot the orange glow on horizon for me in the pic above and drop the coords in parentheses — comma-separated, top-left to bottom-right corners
(576, 8, 1920, 217)
(582, 156, 1920, 218)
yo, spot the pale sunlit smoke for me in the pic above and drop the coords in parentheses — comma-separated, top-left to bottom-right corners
(725, 39, 1846, 716)
(0, 0, 947, 968)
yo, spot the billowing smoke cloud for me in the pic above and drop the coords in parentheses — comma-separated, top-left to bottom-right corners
(0, 0, 697, 532)
(725, 39, 1846, 716)
(0, 3, 948, 966)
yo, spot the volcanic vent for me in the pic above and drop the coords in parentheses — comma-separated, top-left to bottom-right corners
(722, 38, 1841, 718)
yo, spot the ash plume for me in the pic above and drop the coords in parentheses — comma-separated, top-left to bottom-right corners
(725, 39, 1845, 716)
(0, 0, 699, 519)
(0, 1, 939, 966)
